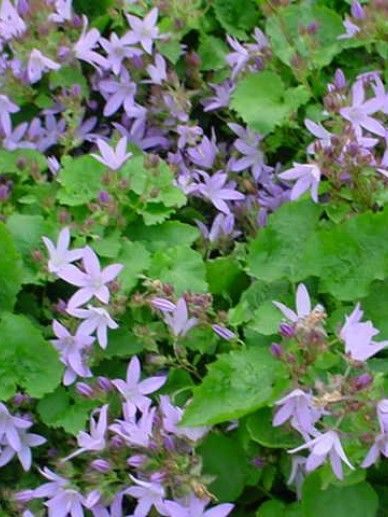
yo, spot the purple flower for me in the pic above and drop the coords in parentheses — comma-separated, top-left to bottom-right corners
(287, 456, 306, 500)
(273, 283, 312, 323)
(164, 494, 234, 517)
(197, 171, 244, 214)
(110, 406, 156, 448)
(91, 136, 132, 170)
(338, 18, 360, 40)
(377, 400, 388, 434)
(47, 156, 61, 175)
(196, 213, 240, 243)
(146, 53, 167, 85)
(45, 487, 85, 517)
(289, 430, 354, 480)
(42, 227, 84, 275)
(273, 389, 321, 437)
(0, 428, 46, 471)
(228, 123, 265, 180)
(48, 0, 73, 23)
(187, 135, 218, 169)
(340, 81, 386, 138)
(127, 475, 166, 516)
(73, 16, 108, 71)
(351, 1, 365, 20)
(340, 304, 388, 361)
(304, 119, 332, 154)
(59, 246, 123, 309)
(112, 356, 166, 417)
(34, 467, 69, 499)
(67, 306, 118, 349)
(100, 32, 142, 75)
(212, 324, 236, 341)
(162, 297, 198, 338)
(0, 0, 26, 40)
(176, 125, 203, 149)
(151, 297, 177, 312)
(27, 49, 60, 84)
(160, 396, 209, 441)
(226, 35, 249, 79)
(62, 405, 108, 461)
(99, 69, 142, 117)
(125, 8, 160, 54)
(0, 403, 32, 451)
(278, 162, 321, 203)
(361, 433, 388, 468)
(0, 95, 19, 135)
(202, 81, 235, 112)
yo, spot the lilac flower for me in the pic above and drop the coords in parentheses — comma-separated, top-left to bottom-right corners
(377, 400, 388, 434)
(273, 389, 321, 436)
(212, 324, 236, 341)
(0, 429, 46, 471)
(1, 122, 33, 151)
(45, 487, 85, 517)
(287, 456, 306, 500)
(351, 1, 365, 20)
(74, 16, 108, 71)
(125, 8, 160, 54)
(361, 433, 388, 468)
(34, 467, 70, 498)
(127, 475, 167, 516)
(67, 306, 118, 349)
(0, 95, 19, 135)
(226, 35, 249, 79)
(187, 135, 218, 169)
(42, 227, 84, 275)
(115, 117, 169, 151)
(110, 406, 156, 448)
(63, 405, 109, 461)
(146, 53, 167, 85)
(112, 356, 166, 417)
(0, 0, 26, 40)
(289, 430, 354, 480)
(51, 320, 94, 381)
(340, 304, 388, 361)
(278, 162, 321, 203)
(229, 123, 265, 180)
(99, 69, 141, 117)
(338, 18, 360, 40)
(164, 495, 234, 517)
(196, 213, 240, 243)
(63, 357, 92, 387)
(0, 403, 32, 451)
(162, 297, 198, 338)
(48, 0, 73, 23)
(305, 119, 332, 154)
(273, 283, 312, 323)
(176, 125, 203, 149)
(59, 246, 123, 309)
(202, 81, 235, 112)
(197, 171, 245, 214)
(100, 32, 142, 75)
(160, 396, 209, 441)
(47, 156, 60, 175)
(340, 81, 386, 138)
(27, 49, 60, 84)
(91, 137, 132, 170)
(151, 297, 177, 312)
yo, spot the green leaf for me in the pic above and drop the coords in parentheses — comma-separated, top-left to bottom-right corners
(0, 224, 22, 312)
(247, 408, 299, 448)
(198, 34, 228, 71)
(213, 0, 259, 38)
(56, 155, 105, 206)
(361, 280, 388, 340)
(257, 501, 302, 517)
(49, 66, 89, 97)
(301, 475, 379, 517)
(118, 241, 151, 292)
(0, 149, 47, 175)
(249, 300, 283, 335)
(149, 246, 207, 296)
(0, 313, 62, 399)
(231, 72, 310, 134)
(247, 201, 322, 283)
(198, 434, 249, 501)
(182, 348, 285, 426)
(37, 387, 96, 435)
(206, 256, 246, 297)
(103, 327, 144, 359)
(266, 4, 343, 70)
(127, 220, 199, 252)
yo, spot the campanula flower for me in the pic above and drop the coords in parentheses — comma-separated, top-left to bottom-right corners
(67, 306, 118, 349)
(0, 429, 46, 471)
(287, 456, 306, 500)
(197, 171, 245, 214)
(160, 396, 209, 441)
(0, 95, 19, 135)
(146, 53, 167, 85)
(202, 81, 235, 112)
(0, 0, 26, 40)
(229, 123, 265, 180)
(0, 403, 32, 451)
(162, 297, 198, 338)
(176, 125, 203, 149)
(361, 433, 388, 468)
(187, 135, 218, 169)
(126, 475, 167, 516)
(42, 227, 84, 275)
(377, 400, 388, 434)
(48, 0, 73, 23)
(73, 16, 108, 71)
(27, 49, 60, 84)
(226, 35, 249, 79)
(44, 487, 85, 517)
(273, 389, 322, 437)
(289, 430, 354, 480)
(91, 136, 132, 170)
(100, 32, 142, 75)
(99, 69, 142, 117)
(196, 213, 240, 243)
(164, 495, 234, 517)
(278, 163, 321, 203)
(273, 284, 312, 323)
(125, 8, 160, 54)
(110, 406, 156, 448)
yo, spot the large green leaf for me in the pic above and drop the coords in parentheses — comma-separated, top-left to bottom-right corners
(0, 224, 22, 312)
(127, 220, 199, 252)
(118, 241, 151, 292)
(182, 348, 285, 426)
(231, 72, 310, 134)
(213, 0, 259, 38)
(247, 408, 299, 448)
(0, 313, 62, 399)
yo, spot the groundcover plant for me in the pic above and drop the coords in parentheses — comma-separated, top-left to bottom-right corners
(0, 0, 387, 515)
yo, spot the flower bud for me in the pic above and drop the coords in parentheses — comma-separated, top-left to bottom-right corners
(151, 297, 176, 312)
(14, 490, 34, 503)
(98, 191, 111, 204)
(90, 459, 111, 473)
(306, 21, 319, 34)
(270, 343, 283, 358)
(212, 324, 236, 341)
(251, 457, 265, 469)
(0, 184, 10, 202)
(75, 382, 95, 398)
(16, 0, 29, 16)
(70, 84, 81, 97)
(334, 69, 346, 89)
(163, 435, 176, 451)
(127, 454, 147, 467)
(279, 322, 295, 338)
(111, 435, 125, 448)
(97, 376, 113, 392)
(353, 373, 373, 390)
(351, 1, 365, 19)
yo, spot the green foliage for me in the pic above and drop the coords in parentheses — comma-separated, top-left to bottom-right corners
(127, 220, 199, 252)
(182, 348, 286, 426)
(0, 313, 62, 399)
(198, 34, 228, 71)
(0, 224, 22, 312)
(231, 72, 310, 134)
(247, 408, 300, 448)
(117, 240, 151, 292)
(213, 0, 260, 38)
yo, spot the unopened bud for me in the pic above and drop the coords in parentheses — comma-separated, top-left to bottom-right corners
(90, 459, 111, 473)
(351, 1, 365, 19)
(334, 68, 346, 89)
(97, 376, 113, 392)
(306, 21, 319, 34)
(353, 373, 373, 390)
(98, 191, 111, 204)
(127, 454, 147, 467)
(16, 0, 29, 15)
(14, 490, 34, 503)
(270, 343, 283, 358)
(75, 382, 95, 398)
(279, 322, 295, 338)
